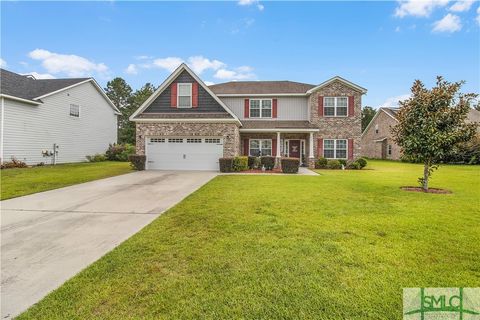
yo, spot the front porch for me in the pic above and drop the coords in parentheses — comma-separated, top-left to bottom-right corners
(239, 122, 319, 168)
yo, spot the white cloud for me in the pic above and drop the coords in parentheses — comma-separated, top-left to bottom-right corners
(187, 56, 225, 74)
(28, 49, 109, 77)
(394, 0, 449, 18)
(449, 0, 475, 12)
(23, 71, 55, 79)
(0, 58, 6, 68)
(432, 13, 462, 32)
(238, 0, 264, 11)
(214, 66, 255, 80)
(152, 57, 184, 72)
(125, 64, 138, 75)
(477, 6, 480, 25)
(379, 94, 410, 108)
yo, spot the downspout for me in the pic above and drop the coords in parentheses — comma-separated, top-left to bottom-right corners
(0, 97, 4, 164)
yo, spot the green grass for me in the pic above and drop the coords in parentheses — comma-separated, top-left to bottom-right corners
(1, 161, 132, 200)
(17, 160, 480, 319)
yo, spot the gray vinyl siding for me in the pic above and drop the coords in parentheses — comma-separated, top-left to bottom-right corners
(219, 96, 309, 120)
(2, 82, 117, 165)
(144, 70, 228, 114)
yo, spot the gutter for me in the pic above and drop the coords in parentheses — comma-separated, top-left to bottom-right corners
(0, 94, 41, 106)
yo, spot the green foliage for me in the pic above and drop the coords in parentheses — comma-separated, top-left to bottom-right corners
(362, 106, 376, 132)
(338, 159, 347, 166)
(315, 157, 328, 169)
(253, 157, 262, 169)
(327, 159, 342, 169)
(128, 154, 146, 171)
(85, 154, 107, 162)
(247, 156, 256, 169)
(232, 156, 249, 171)
(347, 161, 362, 170)
(105, 144, 135, 162)
(1, 158, 28, 169)
(281, 157, 300, 173)
(392, 76, 478, 190)
(260, 156, 275, 170)
(357, 157, 368, 168)
(443, 134, 480, 164)
(219, 158, 234, 172)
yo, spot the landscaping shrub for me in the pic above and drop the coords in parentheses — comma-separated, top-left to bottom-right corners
(339, 159, 347, 167)
(1, 158, 28, 169)
(357, 157, 368, 168)
(347, 161, 362, 170)
(128, 154, 146, 171)
(247, 156, 256, 169)
(106, 143, 135, 161)
(233, 156, 249, 171)
(281, 157, 300, 173)
(260, 156, 275, 170)
(315, 157, 328, 169)
(253, 157, 262, 169)
(219, 158, 234, 172)
(327, 159, 342, 169)
(86, 154, 107, 162)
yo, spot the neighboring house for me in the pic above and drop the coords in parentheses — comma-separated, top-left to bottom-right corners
(0, 69, 120, 165)
(130, 63, 366, 170)
(361, 107, 480, 160)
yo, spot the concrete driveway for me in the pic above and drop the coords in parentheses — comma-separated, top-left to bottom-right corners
(0, 170, 217, 319)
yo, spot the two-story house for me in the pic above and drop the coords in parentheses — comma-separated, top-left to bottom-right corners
(130, 63, 367, 170)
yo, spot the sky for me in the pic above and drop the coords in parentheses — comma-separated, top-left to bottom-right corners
(1, 0, 479, 108)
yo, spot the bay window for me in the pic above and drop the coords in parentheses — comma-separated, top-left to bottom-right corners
(250, 99, 272, 118)
(324, 97, 348, 117)
(323, 139, 347, 159)
(249, 139, 272, 156)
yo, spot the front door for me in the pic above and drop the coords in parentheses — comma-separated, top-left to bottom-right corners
(289, 140, 301, 158)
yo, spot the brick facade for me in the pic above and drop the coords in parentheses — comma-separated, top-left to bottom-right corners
(135, 122, 240, 157)
(361, 110, 401, 160)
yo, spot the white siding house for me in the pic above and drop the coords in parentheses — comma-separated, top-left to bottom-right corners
(0, 69, 119, 165)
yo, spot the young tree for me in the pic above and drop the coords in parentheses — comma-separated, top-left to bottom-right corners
(361, 106, 376, 132)
(105, 78, 133, 144)
(392, 76, 478, 191)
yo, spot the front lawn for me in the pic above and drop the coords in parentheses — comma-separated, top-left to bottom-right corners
(18, 160, 480, 319)
(1, 161, 132, 200)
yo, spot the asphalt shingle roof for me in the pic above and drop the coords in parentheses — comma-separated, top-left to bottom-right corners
(241, 120, 318, 129)
(209, 81, 315, 95)
(0, 69, 89, 102)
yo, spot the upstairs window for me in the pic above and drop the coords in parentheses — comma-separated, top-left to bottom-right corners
(323, 139, 347, 159)
(69, 104, 80, 117)
(177, 83, 192, 108)
(250, 99, 272, 118)
(375, 124, 379, 134)
(324, 97, 348, 117)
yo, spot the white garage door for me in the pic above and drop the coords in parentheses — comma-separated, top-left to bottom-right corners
(146, 137, 223, 171)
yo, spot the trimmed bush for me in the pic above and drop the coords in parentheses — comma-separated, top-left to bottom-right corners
(128, 154, 146, 171)
(327, 159, 342, 169)
(261, 156, 275, 170)
(347, 161, 361, 170)
(315, 157, 328, 169)
(281, 157, 300, 173)
(1, 158, 28, 169)
(338, 159, 347, 167)
(86, 154, 107, 162)
(357, 157, 368, 168)
(219, 158, 234, 172)
(233, 156, 249, 171)
(253, 157, 262, 169)
(247, 156, 256, 169)
(106, 143, 135, 162)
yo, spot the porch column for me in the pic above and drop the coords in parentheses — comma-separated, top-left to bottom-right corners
(309, 132, 314, 159)
(276, 131, 281, 168)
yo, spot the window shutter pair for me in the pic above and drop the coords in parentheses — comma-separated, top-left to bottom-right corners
(317, 96, 355, 117)
(244, 98, 278, 118)
(170, 82, 198, 108)
(317, 138, 354, 159)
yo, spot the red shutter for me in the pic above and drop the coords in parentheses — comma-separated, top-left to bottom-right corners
(348, 139, 354, 160)
(243, 139, 249, 156)
(170, 83, 177, 108)
(318, 96, 324, 117)
(192, 82, 198, 108)
(317, 138, 323, 158)
(348, 96, 354, 117)
(272, 139, 277, 156)
(272, 99, 278, 118)
(244, 99, 250, 118)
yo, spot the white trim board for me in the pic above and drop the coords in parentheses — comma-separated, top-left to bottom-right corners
(306, 76, 367, 95)
(0, 94, 41, 106)
(132, 118, 239, 123)
(240, 128, 319, 133)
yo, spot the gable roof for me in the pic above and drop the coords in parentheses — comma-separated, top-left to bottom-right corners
(129, 63, 241, 125)
(209, 81, 315, 95)
(306, 76, 367, 94)
(361, 107, 399, 137)
(0, 69, 120, 114)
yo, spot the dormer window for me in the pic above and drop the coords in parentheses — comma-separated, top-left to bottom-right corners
(177, 83, 192, 108)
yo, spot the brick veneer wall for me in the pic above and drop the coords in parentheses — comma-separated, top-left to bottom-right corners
(361, 111, 401, 160)
(308, 80, 363, 160)
(136, 122, 240, 157)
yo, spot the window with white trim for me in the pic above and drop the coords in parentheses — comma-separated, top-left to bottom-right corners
(249, 139, 272, 156)
(323, 139, 347, 159)
(177, 83, 192, 108)
(388, 144, 392, 156)
(69, 104, 80, 117)
(324, 97, 348, 117)
(250, 99, 272, 118)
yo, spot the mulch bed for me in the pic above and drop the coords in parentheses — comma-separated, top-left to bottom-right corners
(400, 186, 452, 194)
(237, 168, 283, 174)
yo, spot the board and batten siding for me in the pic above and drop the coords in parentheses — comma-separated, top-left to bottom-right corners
(1, 82, 117, 165)
(219, 96, 309, 120)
